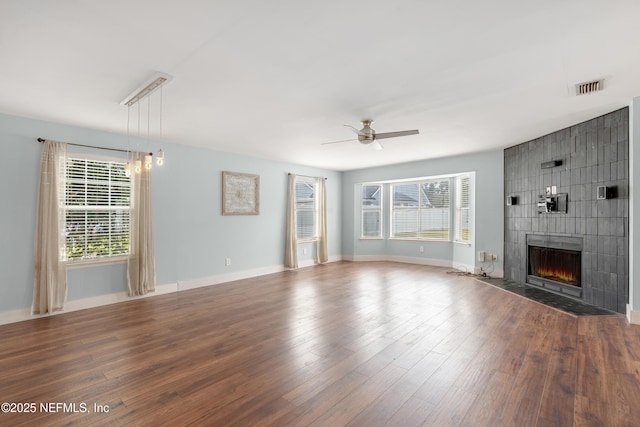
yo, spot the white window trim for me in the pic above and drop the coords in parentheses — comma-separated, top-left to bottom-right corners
(357, 172, 474, 244)
(63, 153, 132, 264)
(453, 174, 472, 245)
(390, 179, 451, 242)
(361, 183, 383, 239)
(65, 255, 129, 268)
(295, 177, 318, 242)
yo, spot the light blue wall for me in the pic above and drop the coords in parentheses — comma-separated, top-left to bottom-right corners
(342, 150, 504, 274)
(0, 113, 342, 313)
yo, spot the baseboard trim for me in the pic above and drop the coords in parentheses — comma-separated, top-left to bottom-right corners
(347, 254, 459, 269)
(0, 255, 504, 326)
(0, 257, 345, 326)
(627, 304, 640, 325)
(0, 308, 31, 326)
(388, 255, 452, 267)
(178, 265, 286, 291)
(0, 283, 178, 326)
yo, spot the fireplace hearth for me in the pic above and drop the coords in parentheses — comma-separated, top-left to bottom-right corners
(526, 234, 583, 299)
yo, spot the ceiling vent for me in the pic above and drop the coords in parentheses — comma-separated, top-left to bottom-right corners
(575, 79, 603, 95)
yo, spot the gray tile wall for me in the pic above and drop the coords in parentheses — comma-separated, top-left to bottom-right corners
(504, 108, 629, 313)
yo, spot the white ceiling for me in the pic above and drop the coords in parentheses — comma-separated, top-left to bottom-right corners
(1, 0, 639, 171)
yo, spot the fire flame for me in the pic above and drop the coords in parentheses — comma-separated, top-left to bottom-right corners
(535, 268, 578, 285)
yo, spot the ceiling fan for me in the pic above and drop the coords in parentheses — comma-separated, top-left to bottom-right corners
(322, 119, 419, 150)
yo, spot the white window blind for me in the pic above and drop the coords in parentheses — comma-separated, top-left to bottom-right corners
(65, 158, 131, 260)
(361, 184, 382, 238)
(295, 178, 317, 240)
(391, 179, 450, 240)
(455, 174, 471, 243)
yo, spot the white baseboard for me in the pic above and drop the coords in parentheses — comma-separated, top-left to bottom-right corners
(347, 255, 388, 262)
(453, 261, 476, 274)
(0, 283, 178, 326)
(627, 304, 640, 325)
(0, 255, 501, 326)
(178, 264, 286, 291)
(290, 255, 343, 270)
(473, 265, 505, 278)
(344, 255, 504, 277)
(388, 255, 452, 267)
(347, 254, 452, 268)
(0, 308, 32, 326)
(0, 257, 345, 326)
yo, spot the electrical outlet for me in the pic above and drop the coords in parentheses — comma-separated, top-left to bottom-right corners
(478, 251, 486, 262)
(419, 246, 424, 253)
(225, 257, 231, 266)
(491, 254, 498, 261)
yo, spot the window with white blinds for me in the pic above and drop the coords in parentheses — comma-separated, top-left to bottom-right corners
(295, 178, 317, 240)
(361, 184, 382, 238)
(455, 174, 471, 243)
(391, 179, 450, 240)
(65, 158, 131, 261)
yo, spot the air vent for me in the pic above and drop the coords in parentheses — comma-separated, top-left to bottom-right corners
(575, 80, 603, 95)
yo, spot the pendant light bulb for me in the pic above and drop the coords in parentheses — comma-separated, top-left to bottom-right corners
(144, 153, 153, 170)
(156, 149, 164, 166)
(134, 159, 142, 174)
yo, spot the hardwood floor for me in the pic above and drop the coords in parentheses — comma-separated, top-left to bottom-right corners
(1, 261, 639, 426)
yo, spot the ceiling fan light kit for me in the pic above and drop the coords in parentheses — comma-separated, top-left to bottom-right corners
(322, 119, 419, 150)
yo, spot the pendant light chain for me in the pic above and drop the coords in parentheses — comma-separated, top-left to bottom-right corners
(156, 85, 165, 166)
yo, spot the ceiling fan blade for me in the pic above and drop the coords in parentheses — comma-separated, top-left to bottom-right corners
(374, 129, 419, 140)
(320, 138, 358, 145)
(344, 124, 363, 135)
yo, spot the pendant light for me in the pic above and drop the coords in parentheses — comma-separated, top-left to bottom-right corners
(121, 72, 173, 172)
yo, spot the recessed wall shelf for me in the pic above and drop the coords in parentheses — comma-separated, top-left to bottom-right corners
(541, 159, 562, 169)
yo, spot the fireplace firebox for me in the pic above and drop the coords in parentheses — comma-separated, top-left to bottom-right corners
(526, 234, 583, 299)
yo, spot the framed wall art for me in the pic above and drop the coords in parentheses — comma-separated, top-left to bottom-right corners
(221, 171, 260, 215)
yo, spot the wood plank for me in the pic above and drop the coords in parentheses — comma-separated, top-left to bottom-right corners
(537, 316, 578, 427)
(306, 363, 407, 426)
(347, 350, 448, 426)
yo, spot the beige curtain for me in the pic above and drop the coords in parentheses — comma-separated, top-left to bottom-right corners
(316, 178, 328, 264)
(127, 152, 155, 296)
(32, 140, 67, 314)
(284, 173, 298, 268)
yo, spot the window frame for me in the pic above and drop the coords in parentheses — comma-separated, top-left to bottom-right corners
(294, 177, 318, 242)
(390, 178, 451, 241)
(63, 153, 132, 265)
(361, 184, 383, 239)
(454, 174, 472, 244)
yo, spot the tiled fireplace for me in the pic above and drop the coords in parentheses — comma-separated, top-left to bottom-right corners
(504, 108, 629, 313)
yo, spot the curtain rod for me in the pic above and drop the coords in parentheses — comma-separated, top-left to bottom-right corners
(37, 138, 151, 155)
(288, 173, 327, 180)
